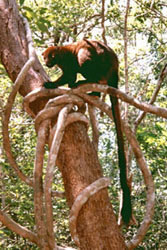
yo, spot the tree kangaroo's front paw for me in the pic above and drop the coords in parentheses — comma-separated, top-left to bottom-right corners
(44, 82, 58, 89)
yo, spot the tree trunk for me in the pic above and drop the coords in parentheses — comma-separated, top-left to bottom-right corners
(0, 0, 126, 249)
(57, 122, 126, 249)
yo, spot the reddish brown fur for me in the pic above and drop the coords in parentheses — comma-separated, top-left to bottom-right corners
(42, 39, 118, 88)
(42, 39, 132, 224)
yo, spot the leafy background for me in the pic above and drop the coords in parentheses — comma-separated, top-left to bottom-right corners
(0, 0, 167, 248)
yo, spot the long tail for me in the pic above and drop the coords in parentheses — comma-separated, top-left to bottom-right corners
(109, 72, 132, 224)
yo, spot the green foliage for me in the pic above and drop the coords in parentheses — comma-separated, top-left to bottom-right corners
(20, 0, 101, 46)
(19, 0, 25, 6)
(1, 0, 167, 248)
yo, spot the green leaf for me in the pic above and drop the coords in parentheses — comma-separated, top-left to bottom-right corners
(36, 21, 48, 32)
(20, 0, 25, 6)
(22, 6, 34, 13)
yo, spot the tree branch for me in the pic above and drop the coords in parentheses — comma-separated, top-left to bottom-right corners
(24, 85, 167, 119)
(2, 16, 36, 186)
(135, 64, 167, 128)
(34, 120, 50, 248)
(44, 105, 72, 249)
(73, 84, 167, 118)
(123, 122, 155, 249)
(101, 0, 107, 45)
(124, 0, 130, 118)
(0, 210, 39, 245)
(88, 105, 99, 152)
(69, 178, 110, 246)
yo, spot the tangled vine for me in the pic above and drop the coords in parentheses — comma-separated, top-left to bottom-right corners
(23, 84, 157, 249)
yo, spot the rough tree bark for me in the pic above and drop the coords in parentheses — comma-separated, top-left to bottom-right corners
(0, 0, 126, 249)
